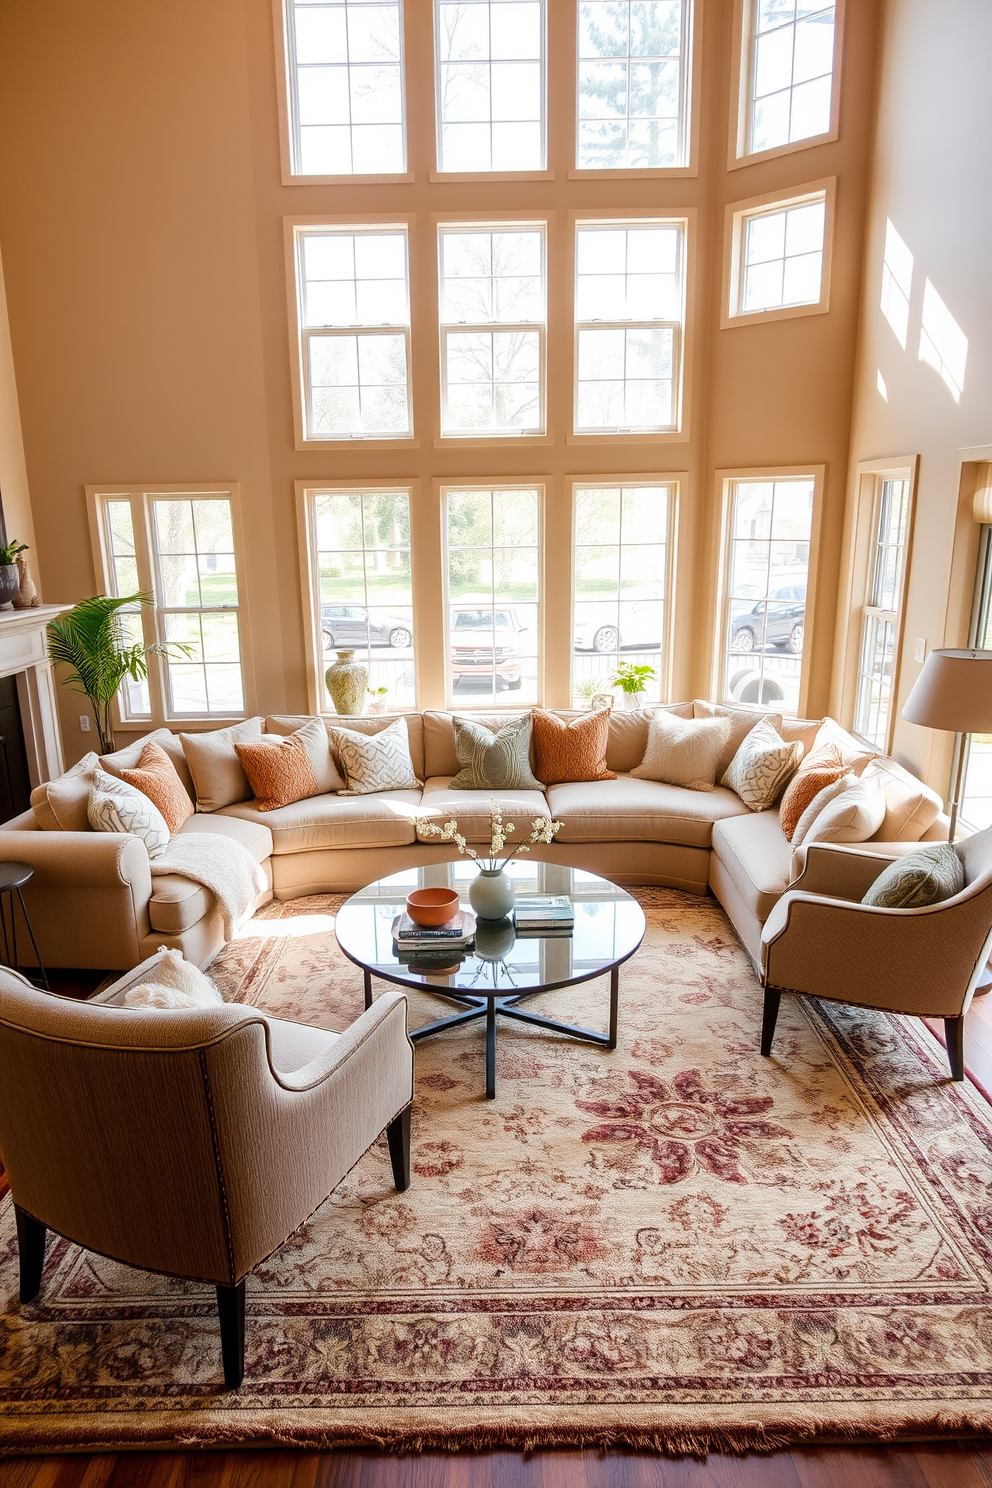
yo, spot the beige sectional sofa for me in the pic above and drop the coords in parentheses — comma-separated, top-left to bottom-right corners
(0, 704, 946, 972)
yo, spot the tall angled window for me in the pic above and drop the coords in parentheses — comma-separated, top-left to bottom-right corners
(439, 225, 545, 436)
(574, 221, 684, 434)
(854, 476, 912, 749)
(577, 0, 692, 170)
(284, 0, 406, 176)
(309, 488, 416, 710)
(572, 483, 672, 704)
(742, 0, 836, 158)
(722, 477, 814, 716)
(295, 226, 412, 441)
(731, 192, 825, 317)
(444, 486, 541, 706)
(152, 498, 245, 717)
(102, 500, 151, 720)
(435, 0, 545, 172)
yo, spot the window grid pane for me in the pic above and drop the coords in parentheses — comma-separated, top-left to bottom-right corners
(574, 223, 683, 433)
(152, 498, 245, 717)
(572, 485, 670, 703)
(436, 0, 546, 172)
(722, 478, 813, 716)
(445, 486, 541, 706)
(576, 0, 691, 171)
(748, 1, 835, 157)
(739, 196, 825, 314)
(312, 489, 416, 710)
(854, 477, 910, 747)
(287, 0, 407, 176)
(299, 228, 412, 440)
(103, 499, 151, 720)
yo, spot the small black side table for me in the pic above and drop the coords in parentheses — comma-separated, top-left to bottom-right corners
(0, 862, 48, 990)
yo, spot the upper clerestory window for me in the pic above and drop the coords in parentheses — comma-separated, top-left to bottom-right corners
(737, 0, 838, 163)
(576, 0, 693, 172)
(435, 0, 546, 173)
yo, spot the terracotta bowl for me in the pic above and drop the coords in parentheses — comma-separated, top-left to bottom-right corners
(405, 887, 460, 927)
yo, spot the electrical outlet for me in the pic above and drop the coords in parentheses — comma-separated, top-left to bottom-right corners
(79, 715, 91, 732)
(915, 638, 927, 664)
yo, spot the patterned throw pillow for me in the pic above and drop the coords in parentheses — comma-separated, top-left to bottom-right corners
(328, 717, 421, 796)
(862, 844, 964, 909)
(721, 717, 803, 811)
(531, 709, 617, 785)
(120, 741, 194, 834)
(630, 712, 731, 792)
(450, 714, 543, 790)
(791, 773, 855, 847)
(87, 766, 170, 859)
(778, 743, 851, 843)
(235, 733, 320, 812)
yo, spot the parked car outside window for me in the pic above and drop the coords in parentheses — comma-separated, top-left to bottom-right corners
(729, 585, 806, 655)
(449, 606, 526, 690)
(321, 605, 413, 651)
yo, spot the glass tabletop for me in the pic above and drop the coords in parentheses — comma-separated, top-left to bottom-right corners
(335, 860, 646, 996)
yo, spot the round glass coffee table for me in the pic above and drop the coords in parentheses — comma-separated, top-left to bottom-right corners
(335, 861, 646, 1099)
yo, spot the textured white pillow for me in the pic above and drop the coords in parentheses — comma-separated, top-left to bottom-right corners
(123, 948, 223, 1008)
(801, 775, 887, 847)
(721, 717, 804, 811)
(631, 713, 731, 792)
(791, 773, 856, 847)
(87, 767, 170, 859)
(328, 717, 421, 795)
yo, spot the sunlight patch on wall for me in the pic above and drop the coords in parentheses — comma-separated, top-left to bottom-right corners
(880, 218, 912, 349)
(876, 369, 887, 400)
(919, 278, 968, 402)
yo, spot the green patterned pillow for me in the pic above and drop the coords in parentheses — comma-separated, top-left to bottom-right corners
(721, 716, 804, 811)
(450, 714, 543, 790)
(862, 845, 964, 908)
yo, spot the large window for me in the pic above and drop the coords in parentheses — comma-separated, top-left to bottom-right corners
(444, 485, 541, 706)
(283, 0, 406, 177)
(740, 0, 836, 159)
(102, 500, 152, 720)
(574, 220, 684, 434)
(728, 189, 826, 320)
(853, 476, 911, 749)
(308, 488, 416, 711)
(435, 0, 545, 172)
(294, 226, 412, 441)
(439, 225, 545, 436)
(576, 0, 692, 171)
(721, 477, 814, 715)
(572, 482, 672, 704)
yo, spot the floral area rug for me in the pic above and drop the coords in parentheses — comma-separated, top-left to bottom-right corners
(3, 887, 992, 1455)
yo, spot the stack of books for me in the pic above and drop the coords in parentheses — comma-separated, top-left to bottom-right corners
(391, 909, 476, 962)
(513, 895, 574, 938)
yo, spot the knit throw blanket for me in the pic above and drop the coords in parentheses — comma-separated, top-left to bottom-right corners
(150, 835, 266, 939)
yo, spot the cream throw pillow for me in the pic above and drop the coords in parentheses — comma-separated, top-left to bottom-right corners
(791, 774, 856, 847)
(631, 712, 731, 792)
(87, 766, 170, 859)
(801, 775, 887, 847)
(180, 717, 264, 812)
(721, 717, 803, 811)
(328, 717, 421, 795)
(861, 756, 943, 841)
(692, 702, 785, 776)
(123, 947, 223, 1008)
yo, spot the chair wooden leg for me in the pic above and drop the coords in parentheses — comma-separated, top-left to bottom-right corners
(386, 1104, 411, 1192)
(760, 987, 782, 1057)
(216, 1281, 245, 1389)
(14, 1205, 47, 1304)
(945, 1015, 966, 1081)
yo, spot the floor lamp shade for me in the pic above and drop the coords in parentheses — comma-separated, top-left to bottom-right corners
(901, 649, 992, 844)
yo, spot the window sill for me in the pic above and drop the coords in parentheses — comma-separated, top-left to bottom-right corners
(721, 300, 829, 331)
(566, 430, 688, 445)
(434, 434, 550, 448)
(567, 166, 696, 180)
(429, 170, 554, 183)
(296, 437, 420, 452)
(729, 129, 838, 172)
(282, 171, 415, 186)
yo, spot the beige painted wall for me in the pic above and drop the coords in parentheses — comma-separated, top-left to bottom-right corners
(0, 241, 36, 567)
(0, 0, 877, 765)
(841, 0, 992, 799)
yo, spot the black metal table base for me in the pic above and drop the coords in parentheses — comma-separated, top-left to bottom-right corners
(0, 882, 48, 991)
(363, 966, 619, 1099)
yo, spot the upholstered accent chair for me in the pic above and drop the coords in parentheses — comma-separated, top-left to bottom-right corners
(759, 828, 992, 1081)
(0, 956, 414, 1387)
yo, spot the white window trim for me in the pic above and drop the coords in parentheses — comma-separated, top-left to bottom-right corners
(721, 178, 835, 330)
(436, 218, 549, 442)
(569, 476, 679, 705)
(570, 0, 701, 179)
(85, 483, 254, 731)
(709, 464, 825, 720)
(568, 211, 693, 445)
(433, 0, 548, 177)
(295, 479, 421, 716)
(439, 480, 546, 710)
(273, 0, 413, 186)
(850, 466, 917, 752)
(728, 0, 844, 171)
(285, 217, 419, 451)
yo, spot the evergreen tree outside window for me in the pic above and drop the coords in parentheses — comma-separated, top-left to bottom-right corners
(577, 0, 692, 170)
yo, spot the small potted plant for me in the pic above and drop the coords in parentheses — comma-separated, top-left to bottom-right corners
(367, 685, 389, 716)
(610, 660, 657, 710)
(0, 539, 29, 610)
(572, 675, 611, 709)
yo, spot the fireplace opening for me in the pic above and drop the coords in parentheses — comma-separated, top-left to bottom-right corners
(0, 674, 32, 822)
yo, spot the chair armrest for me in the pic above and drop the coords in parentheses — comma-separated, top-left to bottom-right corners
(269, 988, 412, 1093)
(789, 842, 909, 901)
(0, 830, 152, 896)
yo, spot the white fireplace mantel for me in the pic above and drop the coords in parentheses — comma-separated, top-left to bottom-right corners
(0, 604, 74, 787)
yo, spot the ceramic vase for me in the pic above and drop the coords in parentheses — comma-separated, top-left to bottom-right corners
(325, 650, 368, 715)
(474, 915, 517, 962)
(12, 554, 38, 609)
(0, 566, 19, 610)
(621, 690, 645, 711)
(469, 868, 516, 921)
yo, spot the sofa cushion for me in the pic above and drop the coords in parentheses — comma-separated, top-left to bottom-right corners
(451, 713, 543, 790)
(177, 811, 273, 862)
(532, 708, 615, 784)
(546, 775, 750, 848)
(605, 703, 694, 772)
(264, 1015, 338, 1075)
(180, 718, 264, 812)
(862, 844, 964, 909)
(102, 728, 196, 801)
(423, 711, 529, 778)
(30, 751, 100, 831)
(415, 779, 551, 844)
(812, 716, 878, 774)
(267, 713, 425, 783)
(146, 812, 276, 932)
(862, 756, 943, 841)
(711, 811, 794, 922)
(692, 702, 784, 775)
(217, 790, 421, 854)
(778, 743, 849, 842)
(120, 742, 195, 834)
(87, 766, 171, 859)
(802, 774, 887, 847)
(329, 717, 421, 794)
(631, 712, 731, 790)
(722, 717, 803, 811)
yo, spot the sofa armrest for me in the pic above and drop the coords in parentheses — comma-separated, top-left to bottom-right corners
(788, 842, 912, 901)
(0, 829, 153, 896)
(269, 988, 412, 1094)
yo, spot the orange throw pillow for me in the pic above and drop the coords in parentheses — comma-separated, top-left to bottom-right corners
(234, 734, 319, 812)
(532, 709, 616, 785)
(778, 743, 850, 843)
(120, 741, 194, 835)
